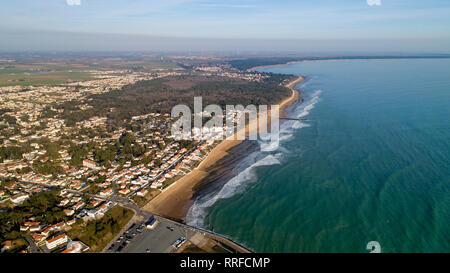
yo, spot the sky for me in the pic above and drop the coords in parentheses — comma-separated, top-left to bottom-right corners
(1, 0, 450, 53)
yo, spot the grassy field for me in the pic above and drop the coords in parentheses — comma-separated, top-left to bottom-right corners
(95, 60, 180, 71)
(67, 205, 134, 253)
(0, 59, 179, 87)
(0, 70, 94, 87)
(2, 237, 29, 253)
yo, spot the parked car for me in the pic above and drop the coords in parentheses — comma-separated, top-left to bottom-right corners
(172, 237, 186, 249)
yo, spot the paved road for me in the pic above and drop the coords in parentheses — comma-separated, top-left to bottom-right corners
(23, 235, 42, 253)
(19, 179, 249, 253)
(17, 145, 250, 254)
(127, 140, 206, 197)
(104, 215, 143, 253)
(19, 180, 148, 217)
(105, 216, 194, 253)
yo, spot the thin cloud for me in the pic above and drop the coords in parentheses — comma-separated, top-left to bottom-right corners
(367, 0, 381, 6)
(199, 3, 256, 9)
(66, 0, 81, 6)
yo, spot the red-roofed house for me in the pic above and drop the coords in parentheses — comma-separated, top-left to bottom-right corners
(137, 189, 148, 197)
(83, 159, 98, 170)
(118, 188, 130, 195)
(100, 188, 113, 197)
(46, 233, 68, 250)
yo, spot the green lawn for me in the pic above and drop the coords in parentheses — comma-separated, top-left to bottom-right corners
(0, 71, 94, 87)
(67, 205, 134, 252)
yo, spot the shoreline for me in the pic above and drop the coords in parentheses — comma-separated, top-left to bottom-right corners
(247, 56, 450, 71)
(248, 61, 300, 71)
(143, 75, 304, 221)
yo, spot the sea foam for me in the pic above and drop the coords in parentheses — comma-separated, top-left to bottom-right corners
(186, 87, 322, 227)
(186, 153, 281, 227)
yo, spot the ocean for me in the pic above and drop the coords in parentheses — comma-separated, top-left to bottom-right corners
(186, 58, 450, 253)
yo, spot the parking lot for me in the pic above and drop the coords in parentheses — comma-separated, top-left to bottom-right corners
(106, 216, 196, 253)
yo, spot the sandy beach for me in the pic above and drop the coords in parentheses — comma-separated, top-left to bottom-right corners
(143, 76, 304, 220)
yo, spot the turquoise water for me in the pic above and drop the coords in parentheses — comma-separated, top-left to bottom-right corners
(188, 59, 450, 253)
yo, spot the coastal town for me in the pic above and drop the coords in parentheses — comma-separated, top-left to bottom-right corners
(2, 0, 449, 268)
(0, 56, 290, 253)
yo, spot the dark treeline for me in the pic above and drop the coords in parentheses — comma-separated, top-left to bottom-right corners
(0, 189, 66, 242)
(0, 146, 30, 163)
(227, 55, 450, 71)
(57, 73, 293, 128)
(228, 57, 299, 71)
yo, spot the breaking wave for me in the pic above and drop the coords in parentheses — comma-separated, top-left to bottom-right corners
(186, 153, 281, 227)
(186, 87, 322, 227)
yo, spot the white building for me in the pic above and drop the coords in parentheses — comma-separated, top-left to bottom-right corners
(137, 189, 148, 197)
(145, 217, 159, 230)
(46, 233, 68, 250)
(100, 188, 113, 197)
(61, 241, 89, 253)
(83, 159, 99, 170)
(10, 193, 29, 204)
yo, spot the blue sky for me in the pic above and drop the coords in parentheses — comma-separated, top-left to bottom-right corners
(1, 0, 450, 52)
